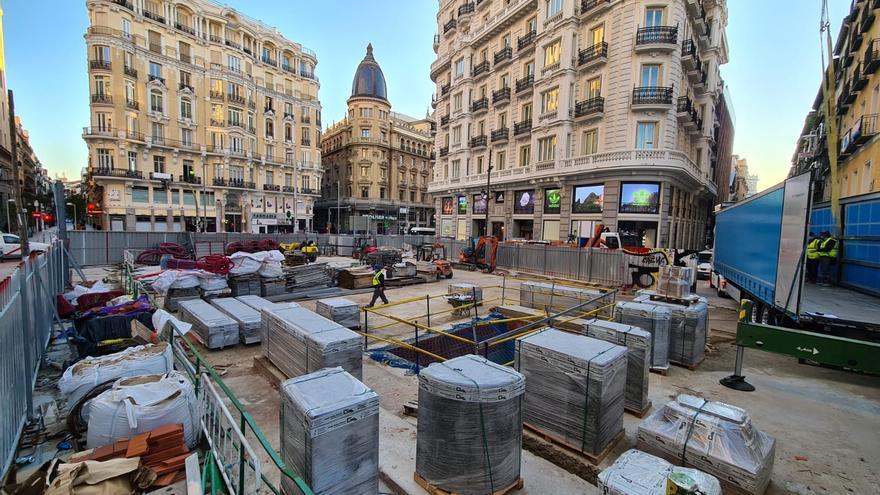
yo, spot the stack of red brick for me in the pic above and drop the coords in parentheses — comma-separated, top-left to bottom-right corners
(70, 423, 190, 487)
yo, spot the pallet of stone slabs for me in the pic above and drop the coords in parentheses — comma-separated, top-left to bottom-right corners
(209, 297, 262, 344)
(260, 278, 287, 297)
(523, 422, 624, 466)
(385, 275, 428, 287)
(177, 299, 239, 349)
(413, 472, 523, 495)
(625, 400, 653, 418)
(163, 288, 200, 312)
(635, 443, 758, 495)
(669, 353, 706, 370)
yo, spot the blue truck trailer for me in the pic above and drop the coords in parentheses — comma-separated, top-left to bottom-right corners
(713, 172, 880, 389)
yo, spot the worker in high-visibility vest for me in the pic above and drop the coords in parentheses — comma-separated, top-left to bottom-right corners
(817, 231, 839, 286)
(366, 264, 389, 307)
(806, 232, 820, 283)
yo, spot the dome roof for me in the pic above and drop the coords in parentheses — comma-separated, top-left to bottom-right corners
(351, 44, 388, 101)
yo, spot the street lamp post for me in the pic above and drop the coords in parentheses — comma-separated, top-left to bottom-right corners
(66, 202, 76, 230)
(293, 162, 299, 234)
(6, 198, 14, 233)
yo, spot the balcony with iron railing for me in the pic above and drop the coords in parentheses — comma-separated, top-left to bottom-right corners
(578, 42, 608, 68)
(179, 53, 192, 64)
(632, 86, 674, 108)
(263, 184, 281, 191)
(865, 39, 880, 73)
(225, 39, 241, 50)
(494, 46, 513, 65)
(491, 128, 509, 142)
(493, 87, 511, 104)
(143, 10, 165, 24)
(444, 19, 457, 33)
(111, 0, 133, 10)
(441, 83, 451, 96)
(471, 97, 489, 113)
(470, 135, 487, 148)
(301, 115, 311, 124)
(179, 82, 194, 92)
(841, 113, 879, 154)
(518, 30, 536, 51)
(124, 65, 138, 78)
(635, 26, 679, 50)
(261, 55, 276, 66)
(125, 99, 139, 110)
(574, 96, 605, 119)
(210, 90, 224, 101)
(513, 120, 532, 136)
(148, 74, 166, 84)
(472, 60, 490, 78)
(179, 174, 201, 185)
(227, 94, 246, 105)
(439, 146, 449, 157)
(175, 22, 195, 36)
(92, 167, 144, 179)
(213, 177, 256, 189)
(580, 0, 611, 16)
(83, 126, 115, 137)
(441, 115, 450, 126)
(90, 59, 111, 71)
(853, 62, 868, 91)
(302, 138, 311, 146)
(516, 74, 534, 93)
(91, 93, 113, 104)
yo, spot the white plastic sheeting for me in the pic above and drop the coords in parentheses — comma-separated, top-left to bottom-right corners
(583, 319, 652, 413)
(615, 301, 671, 371)
(633, 295, 709, 367)
(86, 372, 198, 449)
(598, 449, 721, 495)
(637, 394, 776, 495)
(58, 343, 173, 407)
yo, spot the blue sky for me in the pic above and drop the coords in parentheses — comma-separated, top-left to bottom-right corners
(1, 0, 849, 190)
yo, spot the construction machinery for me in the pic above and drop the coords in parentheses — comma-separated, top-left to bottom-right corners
(457, 236, 499, 272)
(280, 240, 319, 262)
(352, 236, 378, 260)
(416, 243, 454, 279)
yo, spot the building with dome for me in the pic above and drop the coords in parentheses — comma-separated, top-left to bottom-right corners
(317, 44, 435, 234)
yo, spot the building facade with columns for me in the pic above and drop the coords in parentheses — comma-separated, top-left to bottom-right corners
(317, 45, 435, 234)
(83, 0, 322, 233)
(429, 0, 727, 248)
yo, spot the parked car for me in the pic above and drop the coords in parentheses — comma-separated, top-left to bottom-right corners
(710, 269, 740, 300)
(0, 233, 49, 258)
(697, 250, 713, 279)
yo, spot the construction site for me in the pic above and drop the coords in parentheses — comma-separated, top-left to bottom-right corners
(0, 228, 878, 495)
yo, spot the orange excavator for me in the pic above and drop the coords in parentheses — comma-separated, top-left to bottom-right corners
(458, 236, 499, 272)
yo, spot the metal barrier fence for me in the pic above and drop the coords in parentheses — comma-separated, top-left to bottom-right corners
(73, 231, 672, 288)
(0, 241, 65, 480)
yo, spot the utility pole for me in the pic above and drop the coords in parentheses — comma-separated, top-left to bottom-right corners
(293, 161, 299, 233)
(337, 179, 341, 233)
(8, 90, 27, 255)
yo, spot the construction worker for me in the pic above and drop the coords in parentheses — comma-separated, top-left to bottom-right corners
(366, 264, 389, 307)
(817, 231, 839, 286)
(806, 232, 820, 283)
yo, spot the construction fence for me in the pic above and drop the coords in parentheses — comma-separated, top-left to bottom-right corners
(70, 231, 673, 288)
(0, 241, 65, 480)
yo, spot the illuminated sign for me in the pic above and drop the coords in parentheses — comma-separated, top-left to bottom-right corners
(441, 197, 454, 215)
(514, 190, 534, 214)
(457, 195, 468, 214)
(619, 182, 661, 214)
(473, 194, 488, 215)
(544, 188, 561, 214)
(572, 184, 604, 214)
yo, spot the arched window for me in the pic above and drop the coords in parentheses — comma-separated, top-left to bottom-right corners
(180, 97, 193, 119)
(150, 89, 164, 113)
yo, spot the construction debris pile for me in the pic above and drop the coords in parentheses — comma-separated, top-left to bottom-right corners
(637, 394, 776, 495)
(280, 367, 379, 495)
(284, 263, 332, 291)
(516, 329, 626, 456)
(336, 265, 375, 289)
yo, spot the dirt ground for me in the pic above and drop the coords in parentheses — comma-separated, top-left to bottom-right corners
(173, 261, 880, 495)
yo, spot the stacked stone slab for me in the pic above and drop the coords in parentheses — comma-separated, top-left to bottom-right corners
(518, 281, 612, 318)
(315, 298, 360, 329)
(416, 355, 525, 494)
(280, 367, 379, 495)
(583, 318, 652, 413)
(261, 305, 362, 381)
(615, 301, 671, 371)
(177, 299, 238, 349)
(515, 329, 627, 456)
(209, 297, 262, 344)
(634, 295, 709, 367)
(598, 449, 721, 495)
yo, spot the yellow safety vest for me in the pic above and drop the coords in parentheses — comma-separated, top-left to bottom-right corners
(806, 239, 820, 260)
(819, 237, 838, 259)
(372, 270, 383, 286)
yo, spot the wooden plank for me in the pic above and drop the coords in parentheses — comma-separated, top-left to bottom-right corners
(625, 400, 653, 419)
(413, 472, 523, 495)
(523, 422, 623, 466)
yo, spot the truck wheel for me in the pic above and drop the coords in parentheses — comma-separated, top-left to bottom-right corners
(717, 289, 724, 298)
(445, 273, 453, 279)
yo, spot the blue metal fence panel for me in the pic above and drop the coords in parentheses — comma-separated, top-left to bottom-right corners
(842, 197, 880, 296)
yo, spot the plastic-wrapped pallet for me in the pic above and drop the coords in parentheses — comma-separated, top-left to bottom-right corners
(209, 297, 262, 344)
(634, 295, 709, 367)
(262, 305, 363, 380)
(177, 299, 239, 349)
(58, 343, 173, 407)
(655, 265, 693, 299)
(583, 318, 652, 413)
(236, 295, 299, 313)
(637, 394, 776, 495)
(315, 298, 360, 329)
(86, 372, 199, 449)
(598, 449, 721, 495)
(636, 289, 707, 305)
(447, 283, 482, 303)
(280, 367, 379, 495)
(519, 281, 611, 318)
(615, 301, 671, 371)
(417, 355, 525, 495)
(515, 329, 626, 456)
